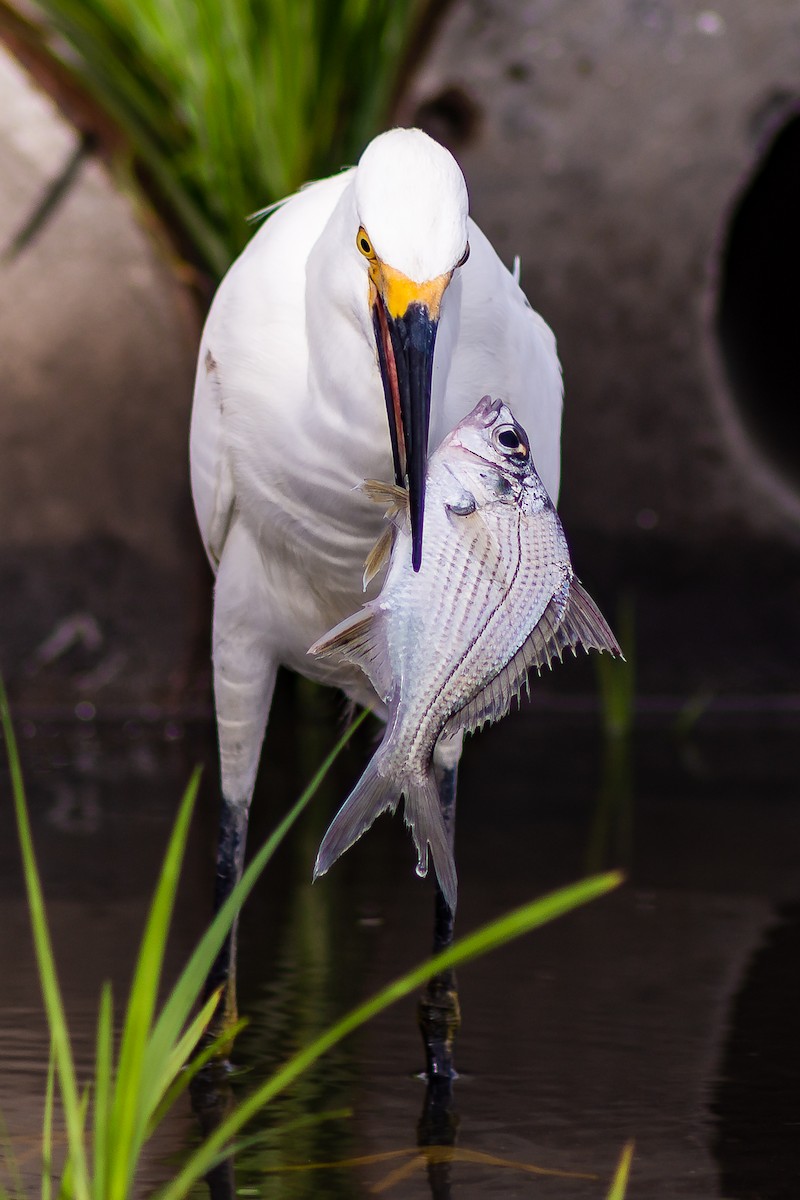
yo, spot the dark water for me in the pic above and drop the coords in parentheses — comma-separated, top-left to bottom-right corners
(1, 686, 800, 1198)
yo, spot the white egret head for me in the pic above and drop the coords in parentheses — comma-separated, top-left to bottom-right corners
(353, 129, 471, 571)
(354, 128, 469, 282)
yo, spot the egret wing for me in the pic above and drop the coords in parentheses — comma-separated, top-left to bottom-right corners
(189, 344, 235, 570)
(431, 218, 564, 504)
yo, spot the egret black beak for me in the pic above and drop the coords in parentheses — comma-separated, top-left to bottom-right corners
(373, 299, 437, 571)
(371, 263, 450, 572)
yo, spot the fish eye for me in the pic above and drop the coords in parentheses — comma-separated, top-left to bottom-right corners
(456, 242, 470, 269)
(357, 227, 376, 259)
(495, 425, 529, 457)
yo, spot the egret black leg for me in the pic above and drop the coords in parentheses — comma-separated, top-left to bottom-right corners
(205, 521, 278, 1040)
(204, 798, 250, 1033)
(418, 762, 460, 1081)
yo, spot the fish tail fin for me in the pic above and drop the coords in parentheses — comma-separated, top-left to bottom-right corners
(313, 750, 400, 883)
(313, 758, 458, 915)
(403, 770, 458, 915)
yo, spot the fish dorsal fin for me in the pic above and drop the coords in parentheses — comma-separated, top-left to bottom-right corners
(443, 578, 621, 739)
(362, 479, 409, 517)
(308, 605, 393, 701)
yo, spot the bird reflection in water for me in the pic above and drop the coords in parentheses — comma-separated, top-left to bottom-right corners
(188, 1053, 460, 1200)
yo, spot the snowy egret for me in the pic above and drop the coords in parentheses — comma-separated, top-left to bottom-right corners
(190, 127, 563, 1034)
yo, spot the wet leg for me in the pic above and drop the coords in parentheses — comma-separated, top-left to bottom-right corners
(204, 520, 277, 1035)
(418, 750, 461, 1081)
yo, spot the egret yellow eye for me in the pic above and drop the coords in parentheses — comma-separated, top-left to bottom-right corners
(356, 227, 376, 259)
(456, 242, 470, 268)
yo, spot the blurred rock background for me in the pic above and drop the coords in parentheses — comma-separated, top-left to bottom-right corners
(1, 0, 799, 712)
(0, 45, 202, 712)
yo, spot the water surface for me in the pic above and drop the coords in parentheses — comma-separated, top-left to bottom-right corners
(1, 689, 799, 1197)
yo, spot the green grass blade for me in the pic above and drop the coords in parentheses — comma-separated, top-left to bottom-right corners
(91, 984, 113, 1199)
(596, 596, 636, 739)
(57, 1089, 90, 1200)
(143, 997, 240, 1136)
(153, 990, 221, 1103)
(0, 678, 91, 1200)
(146, 1018, 249, 1139)
(42, 1043, 56, 1200)
(22, 0, 423, 275)
(607, 1140, 634, 1198)
(106, 770, 200, 1200)
(143, 709, 369, 1099)
(153, 871, 623, 1200)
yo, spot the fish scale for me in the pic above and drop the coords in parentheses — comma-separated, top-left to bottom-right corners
(309, 396, 621, 911)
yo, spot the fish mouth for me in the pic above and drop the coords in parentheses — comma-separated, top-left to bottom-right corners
(372, 292, 439, 572)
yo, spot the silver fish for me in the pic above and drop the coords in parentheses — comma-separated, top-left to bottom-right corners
(308, 395, 620, 911)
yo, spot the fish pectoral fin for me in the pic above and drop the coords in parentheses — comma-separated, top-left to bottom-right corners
(362, 525, 394, 590)
(445, 489, 477, 518)
(308, 604, 393, 701)
(361, 478, 409, 517)
(443, 578, 622, 741)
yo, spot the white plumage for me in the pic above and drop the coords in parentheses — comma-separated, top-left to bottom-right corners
(189, 129, 562, 994)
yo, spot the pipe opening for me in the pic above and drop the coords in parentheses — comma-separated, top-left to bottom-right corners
(716, 109, 800, 489)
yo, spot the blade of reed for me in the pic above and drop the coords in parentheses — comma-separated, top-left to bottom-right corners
(606, 1140, 634, 1199)
(596, 596, 635, 740)
(105, 770, 200, 1200)
(42, 1045, 55, 1200)
(91, 984, 113, 1199)
(57, 1090, 90, 1200)
(146, 1017, 249, 1139)
(0, 679, 91, 1200)
(0, 691, 367, 1200)
(22, 0, 425, 274)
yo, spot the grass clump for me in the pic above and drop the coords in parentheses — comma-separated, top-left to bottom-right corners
(5, 0, 428, 277)
(0, 680, 622, 1197)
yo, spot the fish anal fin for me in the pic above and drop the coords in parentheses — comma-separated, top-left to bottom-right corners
(308, 605, 392, 700)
